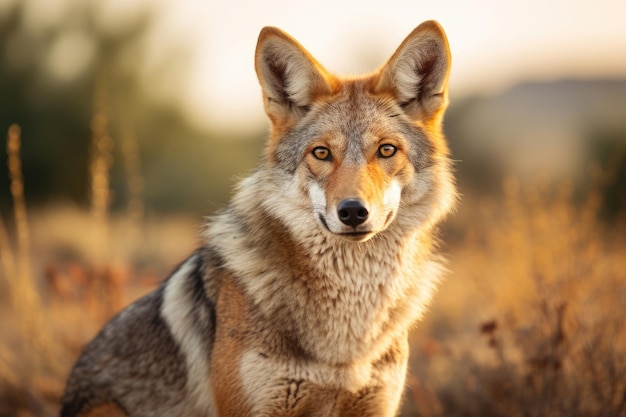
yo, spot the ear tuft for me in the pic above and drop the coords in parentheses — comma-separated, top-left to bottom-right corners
(377, 20, 451, 121)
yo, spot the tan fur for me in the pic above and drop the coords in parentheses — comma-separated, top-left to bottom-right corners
(78, 404, 127, 417)
(210, 277, 252, 417)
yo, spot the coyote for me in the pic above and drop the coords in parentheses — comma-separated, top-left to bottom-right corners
(61, 20, 456, 417)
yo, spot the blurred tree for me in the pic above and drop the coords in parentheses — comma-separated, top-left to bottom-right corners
(0, 0, 154, 207)
(444, 80, 626, 228)
(0, 0, 264, 216)
(583, 126, 626, 222)
(444, 95, 506, 195)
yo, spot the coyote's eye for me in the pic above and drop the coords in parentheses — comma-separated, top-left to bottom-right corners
(378, 144, 397, 158)
(312, 147, 332, 161)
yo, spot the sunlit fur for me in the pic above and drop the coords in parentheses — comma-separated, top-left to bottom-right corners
(60, 20, 456, 417)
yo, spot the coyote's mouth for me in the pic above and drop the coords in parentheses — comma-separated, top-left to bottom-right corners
(339, 231, 373, 242)
(341, 231, 371, 237)
(318, 214, 373, 241)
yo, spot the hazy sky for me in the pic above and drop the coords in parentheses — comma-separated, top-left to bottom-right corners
(7, 0, 625, 130)
(156, 0, 626, 130)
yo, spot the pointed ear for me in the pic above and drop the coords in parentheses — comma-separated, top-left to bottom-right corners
(255, 27, 333, 123)
(376, 20, 451, 123)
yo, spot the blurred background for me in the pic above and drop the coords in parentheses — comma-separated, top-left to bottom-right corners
(0, 0, 625, 416)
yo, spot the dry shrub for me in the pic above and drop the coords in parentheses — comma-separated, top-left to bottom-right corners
(405, 178, 626, 417)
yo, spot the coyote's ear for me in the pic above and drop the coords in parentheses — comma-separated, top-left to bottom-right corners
(376, 20, 451, 124)
(255, 27, 333, 123)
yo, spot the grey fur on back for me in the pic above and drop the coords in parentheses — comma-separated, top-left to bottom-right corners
(59, 251, 218, 417)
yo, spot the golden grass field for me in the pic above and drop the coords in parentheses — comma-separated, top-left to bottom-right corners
(1, 125, 625, 417)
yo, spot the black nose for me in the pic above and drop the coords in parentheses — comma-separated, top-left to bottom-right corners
(337, 199, 369, 227)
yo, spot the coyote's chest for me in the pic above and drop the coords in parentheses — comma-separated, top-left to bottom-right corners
(210, 278, 408, 417)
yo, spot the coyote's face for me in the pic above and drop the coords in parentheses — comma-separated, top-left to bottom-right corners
(289, 88, 426, 242)
(255, 22, 453, 242)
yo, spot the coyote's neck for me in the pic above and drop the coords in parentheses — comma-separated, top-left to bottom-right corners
(288, 223, 442, 365)
(207, 186, 443, 366)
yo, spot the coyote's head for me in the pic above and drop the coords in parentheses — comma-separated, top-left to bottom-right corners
(255, 21, 455, 242)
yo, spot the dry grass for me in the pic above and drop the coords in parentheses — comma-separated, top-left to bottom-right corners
(88, 73, 113, 270)
(1, 125, 625, 416)
(404, 178, 626, 417)
(1, 125, 58, 417)
(0, 121, 197, 416)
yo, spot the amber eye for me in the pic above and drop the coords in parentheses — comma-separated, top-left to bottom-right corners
(378, 144, 397, 158)
(312, 146, 332, 161)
